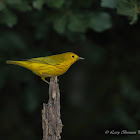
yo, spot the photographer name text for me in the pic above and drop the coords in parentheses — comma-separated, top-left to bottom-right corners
(105, 130, 140, 135)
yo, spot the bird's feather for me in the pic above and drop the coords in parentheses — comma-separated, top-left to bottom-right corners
(28, 56, 63, 65)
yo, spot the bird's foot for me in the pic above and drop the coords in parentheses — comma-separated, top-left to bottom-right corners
(44, 79, 50, 84)
(41, 77, 50, 84)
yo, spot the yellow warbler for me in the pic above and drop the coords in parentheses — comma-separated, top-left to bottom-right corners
(6, 52, 84, 83)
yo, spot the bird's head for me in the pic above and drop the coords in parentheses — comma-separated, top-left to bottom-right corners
(65, 52, 84, 65)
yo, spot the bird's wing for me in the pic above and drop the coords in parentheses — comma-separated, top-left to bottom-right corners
(28, 56, 61, 65)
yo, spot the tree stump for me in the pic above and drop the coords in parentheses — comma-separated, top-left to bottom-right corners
(42, 77, 63, 140)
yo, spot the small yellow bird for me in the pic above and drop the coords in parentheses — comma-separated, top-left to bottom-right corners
(6, 52, 84, 83)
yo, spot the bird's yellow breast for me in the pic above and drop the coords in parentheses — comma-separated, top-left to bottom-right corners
(31, 62, 70, 77)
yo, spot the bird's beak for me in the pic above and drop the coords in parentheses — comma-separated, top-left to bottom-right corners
(77, 57, 85, 60)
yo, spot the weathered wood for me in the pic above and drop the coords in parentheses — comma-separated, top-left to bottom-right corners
(42, 77, 63, 140)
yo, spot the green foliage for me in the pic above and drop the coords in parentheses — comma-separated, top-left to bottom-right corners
(45, 0, 64, 8)
(89, 12, 112, 32)
(33, 0, 44, 10)
(101, 0, 139, 24)
(101, 0, 117, 8)
(0, 9, 17, 27)
(0, 0, 139, 29)
(68, 12, 89, 33)
(0, 0, 114, 32)
(117, 0, 138, 24)
(0, 0, 31, 27)
(53, 15, 67, 34)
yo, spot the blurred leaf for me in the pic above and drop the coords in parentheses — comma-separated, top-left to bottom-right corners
(101, 0, 118, 8)
(89, 12, 112, 32)
(68, 12, 89, 33)
(45, 0, 64, 8)
(33, 0, 44, 10)
(101, 0, 138, 24)
(0, 9, 17, 27)
(53, 15, 67, 34)
(116, 0, 138, 24)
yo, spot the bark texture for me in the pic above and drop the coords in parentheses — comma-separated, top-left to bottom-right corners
(42, 77, 63, 140)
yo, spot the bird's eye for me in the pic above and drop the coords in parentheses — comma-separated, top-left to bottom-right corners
(72, 55, 74, 58)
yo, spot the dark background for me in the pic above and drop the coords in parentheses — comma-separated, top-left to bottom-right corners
(1, 0, 140, 140)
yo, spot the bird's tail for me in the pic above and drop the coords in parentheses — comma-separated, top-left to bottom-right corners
(6, 60, 30, 69)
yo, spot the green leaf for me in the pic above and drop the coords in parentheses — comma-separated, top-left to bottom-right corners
(89, 12, 112, 32)
(116, 0, 138, 24)
(53, 15, 67, 34)
(101, 0, 118, 8)
(68, 13, 89, 33)
(45, 0, 64, 8)
(33, 0, 44, 10)
(0, 9, 17, 27)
